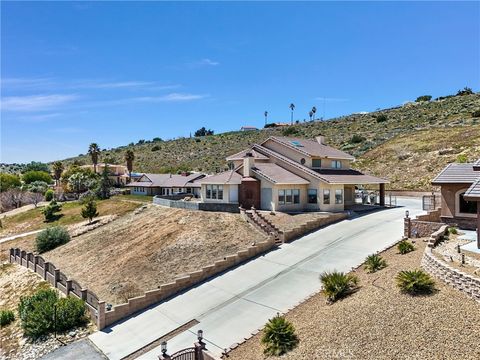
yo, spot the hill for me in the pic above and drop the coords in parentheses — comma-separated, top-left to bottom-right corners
(3, 93, 479, 190)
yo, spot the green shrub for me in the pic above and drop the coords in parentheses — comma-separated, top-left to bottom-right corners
(397, 240, 415, 254)
(456, 87, 473, 96)
(472, 110, 480, 118)
(350, 134, 366, 144)
(448, 227, 458, 235)
(376, 114, 388, 123)
(151, 145, 160, 151)
(456, 154, 468, 163)
(261, 314, 298, 356)
(0, 173, 21, 192)
(81, 198, 99, 223)
(35, 226, 70, 253)
(320, 271, 358, 303)
(396, 269, 435, 295)
(18, 289, 58, 338)
(44, 189, 54, 201)
(42, 200, 62, 222)
(415, 95, 432, 102)
(364, 254, 387, 273)
(55, 297, 87, 331)
(282, 126, 299, 136)
(22, 171, 53, 185)
(0, 309, 15, 326)
(18, 289, 86, 338)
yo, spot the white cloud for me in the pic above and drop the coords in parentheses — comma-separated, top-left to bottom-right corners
(198, 58, 219, 66)
(1, 94, 78, 112)
(133, 93, 209, 102)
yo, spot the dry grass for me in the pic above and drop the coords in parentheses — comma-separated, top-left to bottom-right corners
(38, 205, 266, 304)
(259, 211, 335, 232)
(0, 197, 140, 238)
(229, 240, 480, 360)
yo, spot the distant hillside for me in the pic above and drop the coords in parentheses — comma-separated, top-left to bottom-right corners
(62, 94, 479, 185)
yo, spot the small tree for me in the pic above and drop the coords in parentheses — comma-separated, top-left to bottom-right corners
(0, 173, 21, 192)
(22, 161, 49, 173)
(261, 314, 299, 356)
(194, 127, 214, 137)
(42, 200, 62, 222)
(52, 161, 64, 186)
(415, 95, 432, 102)
(35, 226, 70, 253)
(124, 149, 135, 182)
(45, 189, 54, 201)
(22, 171, 53, 185)
(81, 198, 99, 223)
(97, 165, 112, 199)
(457, 87, 473, 96)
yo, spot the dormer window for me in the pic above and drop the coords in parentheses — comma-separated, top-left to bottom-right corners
(312, 159, 321, 168)
(331, 160, 342, 169)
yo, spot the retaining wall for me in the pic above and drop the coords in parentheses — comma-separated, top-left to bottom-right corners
(153, 196, 240, 213)
(9, 248, 105, 329)
(404, 217, 444, 238)
(281, 213, 348, 242)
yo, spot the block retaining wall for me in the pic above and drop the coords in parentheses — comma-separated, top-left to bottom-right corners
(153, 196, 240, 213)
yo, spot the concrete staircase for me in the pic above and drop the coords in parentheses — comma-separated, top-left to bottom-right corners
(241, 207, 283, 244)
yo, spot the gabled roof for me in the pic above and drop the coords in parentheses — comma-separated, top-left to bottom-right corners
(198, 170, 243, 185)
(464, 177, 480, 201)
(127, 173, 204, 188)
(473, 158, 480, 171)
(263, 136, 355, 161)
(251, 163, 310, 185)
(431, 163, 479, 184)
(226, 149, 269, 162)
(314, 169, 389, 185)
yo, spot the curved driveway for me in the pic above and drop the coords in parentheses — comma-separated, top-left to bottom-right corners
(90, 198, 423, 359)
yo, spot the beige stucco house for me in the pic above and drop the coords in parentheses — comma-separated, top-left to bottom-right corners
(199, 136, 388, 212)
(126, 172, 205, 197)
(81, 163, 130, 186)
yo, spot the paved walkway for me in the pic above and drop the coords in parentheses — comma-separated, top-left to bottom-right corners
(0, 229, 42, 244)
(89, 198, 424, 359)
(0, 202, 48, 218)
(40, 339, 107, 360)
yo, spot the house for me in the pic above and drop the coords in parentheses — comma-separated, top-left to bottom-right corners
(198, 136, 388, 212)
(432, 159, 480, 247)
(240, 126, 258, 131)
(126, 172, 205, 197)
(81, 163, 129, 186)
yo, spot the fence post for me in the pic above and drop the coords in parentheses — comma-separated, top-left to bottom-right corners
(80, 289, 88, 301)
(33, 255, 38, 272)
(66, 280, 72, 296)
(53, 268, 60, 288)
(43, 262, 50, 280)
(97, 301, 106, 330)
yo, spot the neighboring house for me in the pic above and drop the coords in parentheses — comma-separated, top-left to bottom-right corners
(81, 163, 129, 186)
(432, 160, 480, 236)
(126, 172, 205, 197)
(198, 136, 388, 212)
(240, 126, 258, 131)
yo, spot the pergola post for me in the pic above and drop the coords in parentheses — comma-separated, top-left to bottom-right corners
(379, 183, 385, 206)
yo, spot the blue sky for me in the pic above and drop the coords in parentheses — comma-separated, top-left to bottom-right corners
(1, 1, 479, 163)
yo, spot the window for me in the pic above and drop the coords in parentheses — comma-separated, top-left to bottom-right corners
(312, 159, 322, 168)
(207, 184, 224, 200)
(278, 190, 285, 204)
(206, 185, 212, 199)
(218, 185, 223, 200)
(331, 160, 342, 169)
(308, 189, 317, 204)
(459, 192, 477, 214)
(293, 189, 300, 204)
(335, 189, 343, 204)
(323, 189, 330, 204)
(285, 189, 293, 204)
(212, 185, 217, 199)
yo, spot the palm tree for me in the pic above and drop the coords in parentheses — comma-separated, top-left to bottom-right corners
(289, 103, 295, 125)
(309, 111, 313, 121)
(52, 161, 64, 186)
(124, 149, 135, 182)
(88, 143, 101, 173)
(311, 106, 317, 120)
(264, 111, 268, 126)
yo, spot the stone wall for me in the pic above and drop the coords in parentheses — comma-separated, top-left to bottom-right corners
(153, 196, 240, 213)
(415, 208, 441, 222)
(9, 248, 105, 329)
(422, 247, 480, 303)
(281, 213, 348, 242)
(404, 217, 444, 238)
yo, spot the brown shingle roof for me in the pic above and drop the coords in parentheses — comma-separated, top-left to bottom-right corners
(314, 169, 389, 185)
(431, 163, 479, 184)
(464, 176, 480, 200)
(198, 170, 243, 185)
(265, 136, 355, 160)
(252, 163, 310, 185)
(126, 173, 204, 188)
(226, 149, 269, 161)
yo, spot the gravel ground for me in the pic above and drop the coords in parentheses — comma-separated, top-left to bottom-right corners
(432, 234, 480, 277)
(228, 240, 480, 360)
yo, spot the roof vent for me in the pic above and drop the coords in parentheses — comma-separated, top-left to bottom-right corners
(245, 152, 253, 157)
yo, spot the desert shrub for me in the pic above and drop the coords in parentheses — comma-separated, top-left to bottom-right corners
(0, 309, 15, 326)
(364, 254, 387, 273)
(396, 269, 435, 295)
(151, 145, 160, 151)
(320, 271, 358, 302)
(456, 87, 473, 96)
(282, 126, 299, 136)
(44, 189, 54, 201)
(261, 314, 298, 356)
(264, 123, 277, 128)
(18, 289, 86, 338)
(415, 95, 432, 102)
(471, 110, 480, 118)
(35, 226, 70, 253)
(448, 227, 458, 235)
(376, 114, 388, 123)
(397, 240, 415, 254)
(350, 134, 366, 144)
(42, 200, 62, 222)
(55, 297, 87, 331)
(456, 154, 468, 163)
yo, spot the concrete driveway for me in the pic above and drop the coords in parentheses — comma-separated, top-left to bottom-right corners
(89, 197, 423, 359)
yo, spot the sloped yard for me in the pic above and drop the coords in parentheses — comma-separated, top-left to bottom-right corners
(40, 205, 266, 305)
(229, 240, 480, 359)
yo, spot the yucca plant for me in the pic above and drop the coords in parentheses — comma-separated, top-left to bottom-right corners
(397, 240, 415, 254)
(320, 271, 358, 303)
(396, 269, 435, 295)
(261, 314, 299, 356)
(364, 254, 387, 273)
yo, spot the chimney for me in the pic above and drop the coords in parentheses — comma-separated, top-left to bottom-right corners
(243, 152, 255, 177)
(316, 135, 325, 145)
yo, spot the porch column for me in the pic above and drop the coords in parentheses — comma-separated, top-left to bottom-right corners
(379, 183, 385, 206)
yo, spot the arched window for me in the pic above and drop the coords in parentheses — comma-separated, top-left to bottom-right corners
(456, 189, 477, 217)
